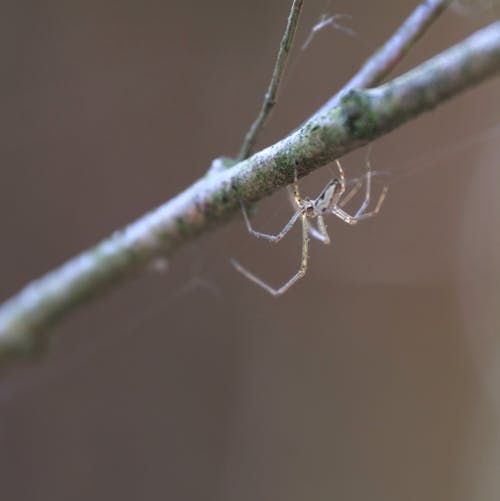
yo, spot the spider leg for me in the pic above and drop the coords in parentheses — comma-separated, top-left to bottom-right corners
(292, 166, 303, 205)
(332, 185, 388, 224)
(350, 156, 375, 218)
(333, 159, 347, 195)
(307, 222, 325, 241)
(334, 152, 389, 223)
(307, 216, 330, 244)
(341, 170, 389, 208)
(287, 185, 299, 210)
(240, 201, 301, 242)
(339, 178, 363, 208)
(232, 213, 310, 296)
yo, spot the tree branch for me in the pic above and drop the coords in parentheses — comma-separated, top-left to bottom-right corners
(311, 0, 452, 118)
(238, 0, 304, 160)
(1, 19, 500, 363)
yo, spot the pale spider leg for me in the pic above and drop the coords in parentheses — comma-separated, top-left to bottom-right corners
(332, 185, 388, 224)
(308, 215, 330, 244)
(333, 159, 347, 195)
(287, 185, 299, 210)
(306, 163, 366, 239)
(339, 178, 363, 208)
(306, 220, 327, 242)
(345, 155, 374, 219)
(240, 201, 301, 242)
(363, 185, 388, 217)
(292, 165, 302, 204)
(353, 168, 372, 218)
(361, 150, 389, 217)
(333, 156, 373, 221)
(337, 150, 389, 216)
(329, 160, 372, 209)
(349, 151, 389, 216)
(232, 212, 310, 296)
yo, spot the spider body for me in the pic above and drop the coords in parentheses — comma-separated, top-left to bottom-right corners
(232, 159, 387, 296)
(312, 178, 343, 214)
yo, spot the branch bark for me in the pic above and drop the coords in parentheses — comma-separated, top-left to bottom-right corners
(238, 0, 304, 160)
(1, 18, 500, 363)
(311, 0, 452, 118)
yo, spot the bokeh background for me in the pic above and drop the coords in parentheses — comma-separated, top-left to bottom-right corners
(0, 1, 499, 500)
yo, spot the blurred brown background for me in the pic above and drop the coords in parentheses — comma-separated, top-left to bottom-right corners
(0, 1, 499, 500)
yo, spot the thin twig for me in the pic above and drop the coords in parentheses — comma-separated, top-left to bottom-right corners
(1, 20, 500, 363)
(238, 0, 304, 160)
(310, 0, 452, 120)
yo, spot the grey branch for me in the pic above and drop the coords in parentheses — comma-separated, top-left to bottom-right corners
(1, 20, 500, 363)
(311, 0, 452, 118)
(238, 0, 304, 160)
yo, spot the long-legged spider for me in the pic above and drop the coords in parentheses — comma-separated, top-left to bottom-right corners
(231, 159, 388, 296)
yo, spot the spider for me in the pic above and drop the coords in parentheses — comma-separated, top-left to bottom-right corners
(231, 158, 388, 296)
